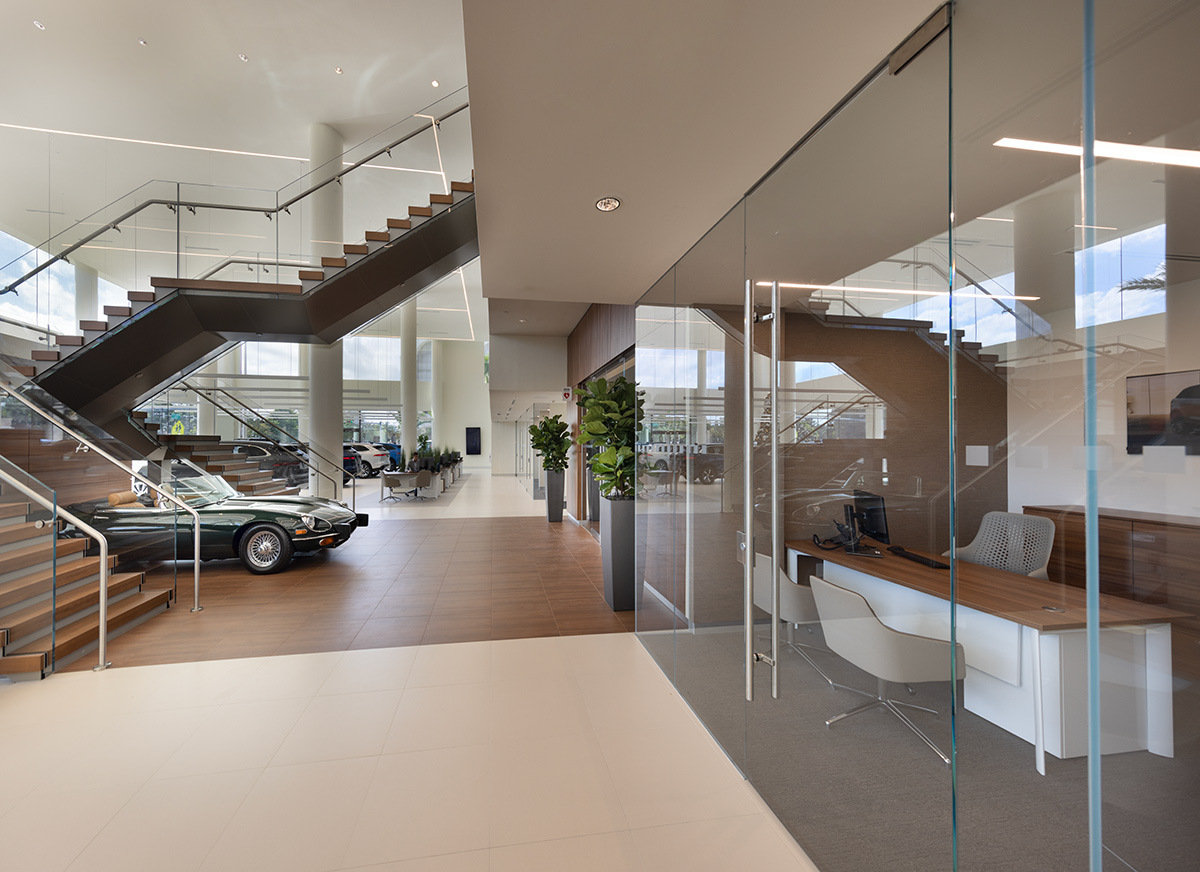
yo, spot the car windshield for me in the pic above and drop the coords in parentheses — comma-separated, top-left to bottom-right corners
(167, 471, 239, 507)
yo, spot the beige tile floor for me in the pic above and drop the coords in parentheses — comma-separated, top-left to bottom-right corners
(353, 467, 547, 521)
(0, 634, 819, 872)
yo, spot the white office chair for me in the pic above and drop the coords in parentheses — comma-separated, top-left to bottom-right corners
(380, 471, 406, 502)
(810, 575, 965, 764)
(752, 556, 844, 691)
(952, 511, 1055, 580)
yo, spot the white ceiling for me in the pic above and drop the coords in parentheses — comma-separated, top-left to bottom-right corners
(462, 0, 944, 309)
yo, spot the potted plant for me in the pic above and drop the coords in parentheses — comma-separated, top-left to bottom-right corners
(575, 375, 644, 610)
(528, 413, 571, 523)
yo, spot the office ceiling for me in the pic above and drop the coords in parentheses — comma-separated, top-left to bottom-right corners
(462, 0, 943, 310)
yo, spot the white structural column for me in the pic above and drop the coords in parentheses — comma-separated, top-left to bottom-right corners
(308, 122, 344, 498)
(400, 299, 418, 459)
(430, 339, 444, 450)
(1165, 163, 1200, 371)
(74, 263, 98, 325)
(1014, 189, 1075, 338)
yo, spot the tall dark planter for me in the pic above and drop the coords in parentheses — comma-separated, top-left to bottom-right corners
(545, 469, 565, 523)
(599, 496, 637, 611)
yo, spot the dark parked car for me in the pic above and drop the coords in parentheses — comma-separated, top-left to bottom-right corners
(343, 449, 362, 480)
(671, 444, 725, 483)
(1169, 385, 1200, 436)
(228, 439, 309, 488)
(67, 472, 368, 574)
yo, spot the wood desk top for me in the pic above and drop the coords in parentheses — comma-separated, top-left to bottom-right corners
(787, 539, 1191, 632)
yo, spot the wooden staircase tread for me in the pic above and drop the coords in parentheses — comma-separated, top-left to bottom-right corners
(8, 589, 173, 663)
(2, 538, 88, 574)
(430, 193, 453, 205)
(0, 503, 30, 520)
(149, 277, 303, 296)
(0, 522, 51, 548)
(54, 336, 85, 346)
(824, 314, 936, 330)
(79, 320, 108, 332)
(103, 306, 132, 316)
(386, 218, 411, 230)
(224, 470, 272, 483)
(450, 181, 474, 193)
(127, 291, 156, 302)
(10, 365, 36, 377)
(30, 350, 60, 361)
(0, 573, 144, 640)
(409, 206, 433, 217)
(0, 650, 47, 676)
(364, 231, 389, 242)
(298, 270, 325, 281)
(162, 434, 221, 443)
(321, 257, 347, 268)
(0, 555, 119, 612)
(343, 244, 369, 255)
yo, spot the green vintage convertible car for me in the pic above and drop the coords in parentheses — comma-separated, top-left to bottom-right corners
(67, 471, 368, 574)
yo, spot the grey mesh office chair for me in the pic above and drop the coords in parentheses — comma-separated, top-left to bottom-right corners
(954, 511, 1055, 579)
(810, 575, 965, 763)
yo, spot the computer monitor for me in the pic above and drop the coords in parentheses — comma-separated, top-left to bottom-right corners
(853, 489, 890, 545)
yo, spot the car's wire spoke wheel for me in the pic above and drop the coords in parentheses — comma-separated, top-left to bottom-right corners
(247, 531, 280, 567)
(239, 523, 293, 574)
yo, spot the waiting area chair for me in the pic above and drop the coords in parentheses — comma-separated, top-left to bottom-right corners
(379, 471, 408, 502)
(405, 468, 434, 501)
(810, 575, 965, 764)
(952, 511, 1055, 579)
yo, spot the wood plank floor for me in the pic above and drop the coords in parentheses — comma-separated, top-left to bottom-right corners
(63, 516, 678, 670)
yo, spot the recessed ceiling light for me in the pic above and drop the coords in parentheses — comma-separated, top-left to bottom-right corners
(431, 80, 440, 88)
(34, 20, 45, 30)
(335, 66, 343, 74)
(138, 38, 148, 46)
(238, 53, 249, 62)
(518, 319, 527, 323)
(595, 197, 621, 212)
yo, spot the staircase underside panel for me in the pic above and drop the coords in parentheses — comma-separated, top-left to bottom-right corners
(26, 198, 478, 454)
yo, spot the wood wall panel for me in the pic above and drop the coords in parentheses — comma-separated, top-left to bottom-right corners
(567, 303, 635, 386)
(1025, 504, 1200, 677)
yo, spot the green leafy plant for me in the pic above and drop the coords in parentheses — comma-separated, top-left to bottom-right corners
(528, 414, 571, 473)
(575, 375, 645, 499)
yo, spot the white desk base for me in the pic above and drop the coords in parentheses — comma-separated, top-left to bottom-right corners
(806, 555, 1174, 773)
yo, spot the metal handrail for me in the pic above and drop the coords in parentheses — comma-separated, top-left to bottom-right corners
(0, 376, 204, 612)
(196, 257, 322, 281)
(177, 380, 347, 506)
(0, 463, 110, 672)
(2, 101, 469, 297)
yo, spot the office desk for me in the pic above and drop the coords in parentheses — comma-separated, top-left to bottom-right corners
(380, 471, 419, 501)
(787, 540, 1190, 773)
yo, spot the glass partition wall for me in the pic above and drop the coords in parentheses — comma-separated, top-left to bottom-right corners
(634, 2, 1199, 870)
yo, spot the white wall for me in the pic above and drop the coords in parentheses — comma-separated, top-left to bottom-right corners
(489, 335, 567, 391)
(436, 340, 492, 468)
(1006, 312, 1200, 519)
(492, 421, 517, 475)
